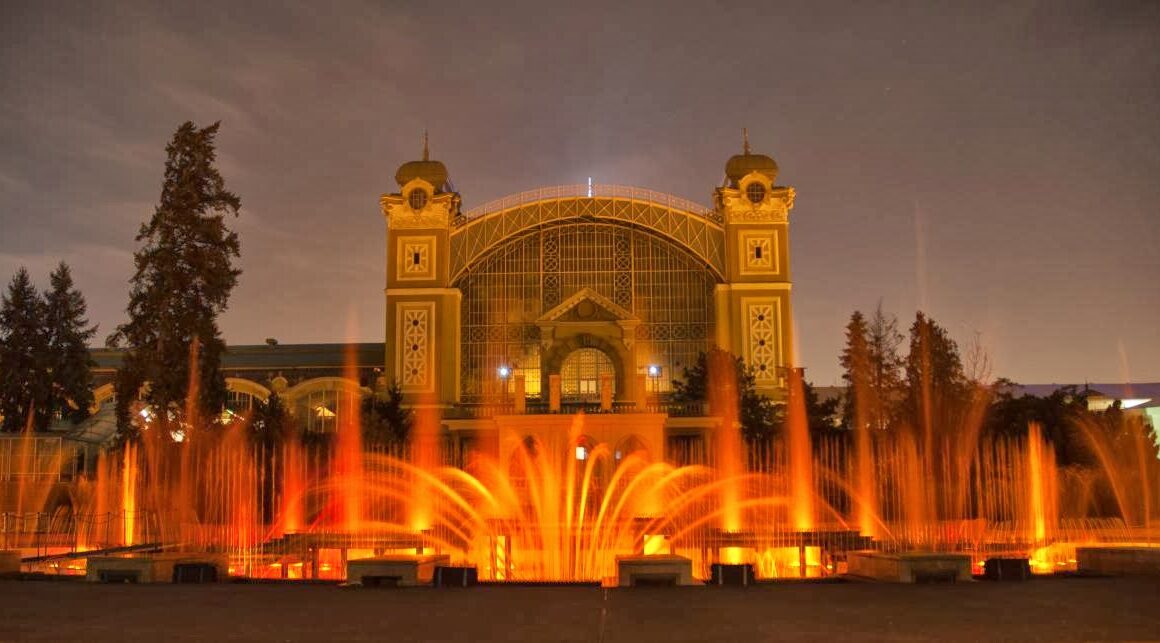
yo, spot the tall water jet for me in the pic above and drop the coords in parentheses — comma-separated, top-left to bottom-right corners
(706, 349, 742, 533)
(408, 391, 440, 532)
(785, 366, 814, 531)
(335, 341, 365, 533)
(121, 443, 137, 546)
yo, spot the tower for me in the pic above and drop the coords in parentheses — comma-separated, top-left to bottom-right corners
(381, 136, 462, 405)
(713, 132, 797, 399)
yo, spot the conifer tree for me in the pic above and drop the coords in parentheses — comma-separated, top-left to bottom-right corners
(903, 311, 968, 439)
(108, 121, 241, 436)
(43, 262, 97, 424)
(0, 268, 50, 431)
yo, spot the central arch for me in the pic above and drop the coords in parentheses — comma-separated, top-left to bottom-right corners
(449, 187, 726, 282)
(542, 333, 628, 400)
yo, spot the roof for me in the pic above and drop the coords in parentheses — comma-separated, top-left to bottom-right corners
(92, 342, 385, 372)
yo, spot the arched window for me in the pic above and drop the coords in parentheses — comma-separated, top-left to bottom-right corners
(560, 348, 614, 400)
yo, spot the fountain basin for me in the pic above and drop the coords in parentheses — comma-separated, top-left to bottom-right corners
(346, 554, 450, 587)
(616, 555, 698, 587)
(86, 553, 228, 583)
(0, 550, 20, 576)
(846, 551, 971, 583)
(1077, 546, 1160, 576)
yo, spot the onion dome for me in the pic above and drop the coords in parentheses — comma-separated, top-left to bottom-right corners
(724, 128, 778, 185)
(394, 131, 449, 191)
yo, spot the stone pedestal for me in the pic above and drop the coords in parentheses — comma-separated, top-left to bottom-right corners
(548, 375, 561, 412)
(86, 553, 228, 583)
(617, 555, 698, 587)
(1077, 546, 1160, 576)
(846, 551, 971, 583)
(513, 375, 526, 414)
(346, 554, 451, 587)
(0, 550, 21, 576)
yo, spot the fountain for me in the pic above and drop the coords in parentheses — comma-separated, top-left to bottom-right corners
(1, 342, 1158, 585)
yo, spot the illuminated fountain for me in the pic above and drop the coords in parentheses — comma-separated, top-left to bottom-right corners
(3, 342, 1158, 584)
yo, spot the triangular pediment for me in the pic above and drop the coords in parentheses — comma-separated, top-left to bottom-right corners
(538, 288, 637, 324)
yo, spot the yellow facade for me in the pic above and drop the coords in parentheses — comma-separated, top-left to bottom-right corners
(382, 142, 796, 408)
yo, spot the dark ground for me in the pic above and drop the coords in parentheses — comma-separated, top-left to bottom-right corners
(1, 576, 1158, 642)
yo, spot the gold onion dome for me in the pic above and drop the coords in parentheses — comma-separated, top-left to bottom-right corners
(394, 131, 449, 190)
(725, 128, 778, 184)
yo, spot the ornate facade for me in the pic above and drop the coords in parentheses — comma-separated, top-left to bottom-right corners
(382, 138, 797, 414)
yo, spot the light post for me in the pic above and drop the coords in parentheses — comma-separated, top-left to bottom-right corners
(647, 364, 661, 410)
(497, 365, 511, 407)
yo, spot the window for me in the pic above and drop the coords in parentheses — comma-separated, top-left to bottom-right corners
(408, 189, 429, 210)
(745, 182, 766, 204)
(753, 245, 763, 260)
(560, 348, 615, 400)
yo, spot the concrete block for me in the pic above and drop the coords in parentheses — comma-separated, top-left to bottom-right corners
(86, 553, 228, 583)
(846, 551, 971, 583)
(346, 554, 450, 587)
(617, 555, 698, 587)
(1077, 546, 1160, 576)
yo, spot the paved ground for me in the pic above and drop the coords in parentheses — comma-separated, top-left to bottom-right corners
(1, 576, 1158, 642)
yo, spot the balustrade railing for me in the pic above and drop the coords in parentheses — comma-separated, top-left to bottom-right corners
(457, 184, 718, 225)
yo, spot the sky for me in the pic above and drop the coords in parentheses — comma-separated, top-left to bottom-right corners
(1, 0, 1157, 386)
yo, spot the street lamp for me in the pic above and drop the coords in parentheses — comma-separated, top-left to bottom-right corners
(647, 364, 661, 406)
(497, 365, 511, 404)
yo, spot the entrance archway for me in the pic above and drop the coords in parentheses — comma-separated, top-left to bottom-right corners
(559, 348, 615, 401)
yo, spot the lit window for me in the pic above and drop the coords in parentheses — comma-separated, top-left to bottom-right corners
(408, 189, 429, 210)
(575, 445, 587, 461)
(746, 182, 766, 204)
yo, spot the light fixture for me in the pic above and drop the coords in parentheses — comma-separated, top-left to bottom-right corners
(497, 365, 511, 379)
(647, 364, 661, 378)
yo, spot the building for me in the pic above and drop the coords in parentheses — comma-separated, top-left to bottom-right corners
(6, 139, 800, 470)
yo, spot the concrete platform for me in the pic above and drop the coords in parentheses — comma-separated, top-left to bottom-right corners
(1077, 546, 1160, 576)
(0, 551, 20, 576)
(346, 554, 451, 587)
(846, 551, 971, 583)
(616, 555, 698, 587)
(86, 552, 228, 583)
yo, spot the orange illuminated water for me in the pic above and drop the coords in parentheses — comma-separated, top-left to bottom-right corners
(8, 339, 1159, 581)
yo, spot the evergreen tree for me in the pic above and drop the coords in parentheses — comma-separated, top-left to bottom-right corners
(840, 305, 905, 432)
(839, 310, 871, 430)
(108, 121, 241, 437)
(43, 262, 97, 424)
(903, 311, 968, 438)
(0, 268, 50, 431)
(673, 348, 781, 443)
(251, 392, 294, 448)
(362, 382, 413, 447)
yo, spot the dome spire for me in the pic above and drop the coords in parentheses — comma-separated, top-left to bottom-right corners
(742, 127, 750, 155)
(422, 129, 429, 162)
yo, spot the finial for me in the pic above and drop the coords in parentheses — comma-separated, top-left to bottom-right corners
(742, 127, 750, 155)
(422, 129, 429, 161)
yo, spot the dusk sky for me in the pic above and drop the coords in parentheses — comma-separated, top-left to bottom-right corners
(1, 1, 1157, 386)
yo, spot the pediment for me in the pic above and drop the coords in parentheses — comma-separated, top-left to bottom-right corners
(538, 288, 637, 324)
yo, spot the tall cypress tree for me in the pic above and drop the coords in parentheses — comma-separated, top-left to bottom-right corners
(43, 262, 97, 424)
(0, 268, 50, 431)
(108, 121, 241, 437)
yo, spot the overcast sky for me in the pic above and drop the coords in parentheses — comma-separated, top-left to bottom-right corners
(1, 0, 1157, 385)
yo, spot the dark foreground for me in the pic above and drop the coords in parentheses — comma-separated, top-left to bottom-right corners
(2, 576, 1158, 642)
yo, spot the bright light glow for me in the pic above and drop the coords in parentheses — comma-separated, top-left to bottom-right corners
(497, 365, 511, 379)
(647, 364, 661, 377)
(575, 446, 587, 461)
